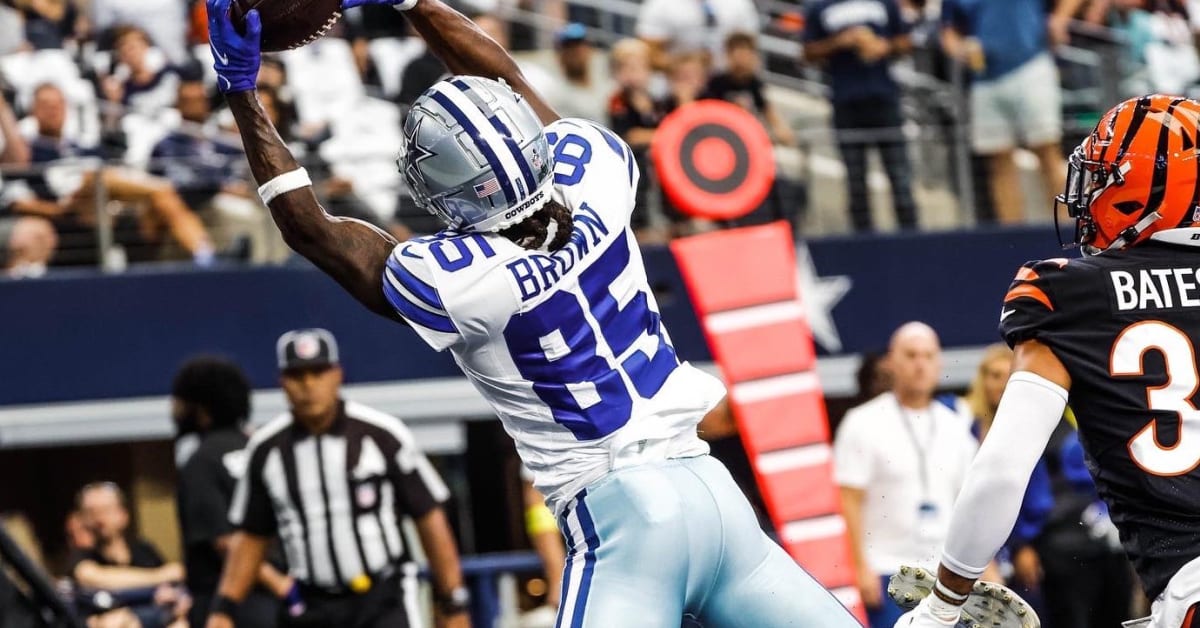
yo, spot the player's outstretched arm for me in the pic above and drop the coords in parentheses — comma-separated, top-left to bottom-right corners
(345, 0, 560, 125)
(207, 0, 401, 322)
(898, 340, 1070, 626)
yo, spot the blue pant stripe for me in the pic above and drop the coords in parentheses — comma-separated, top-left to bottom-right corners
(554, 500, 577, 628)
(570, 494, 599, 628)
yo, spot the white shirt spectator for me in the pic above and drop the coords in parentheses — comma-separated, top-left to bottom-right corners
(0, 4, 24, 55)
(91, 0, 188, 63)
(833, 392, 978, 575)
(636, 0, 760, 68)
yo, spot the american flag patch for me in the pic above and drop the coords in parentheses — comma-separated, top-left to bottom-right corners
(474, 178, 502, 198)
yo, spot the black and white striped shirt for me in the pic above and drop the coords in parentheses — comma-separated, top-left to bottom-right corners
(229, 400, 449, 590)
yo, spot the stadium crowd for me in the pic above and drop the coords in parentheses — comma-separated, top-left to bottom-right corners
(2, 0, 1200, 276)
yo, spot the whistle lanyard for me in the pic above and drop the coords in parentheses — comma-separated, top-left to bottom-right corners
(897, 400, 936, 501)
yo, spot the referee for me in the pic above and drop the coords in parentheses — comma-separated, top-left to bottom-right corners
(206, 329, 470, 628)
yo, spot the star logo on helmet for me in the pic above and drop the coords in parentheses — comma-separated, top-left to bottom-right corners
(402, 117, 437, 192)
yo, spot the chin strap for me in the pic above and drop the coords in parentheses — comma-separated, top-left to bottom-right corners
(1101, 210, 1163, 253)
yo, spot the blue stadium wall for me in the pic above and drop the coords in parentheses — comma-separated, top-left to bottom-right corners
(0, 226, 1065, 406)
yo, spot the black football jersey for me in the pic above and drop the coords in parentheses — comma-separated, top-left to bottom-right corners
(999, 239, 1200, 599)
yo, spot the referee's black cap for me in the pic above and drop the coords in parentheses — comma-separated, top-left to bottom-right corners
(277, 328, 340, 372)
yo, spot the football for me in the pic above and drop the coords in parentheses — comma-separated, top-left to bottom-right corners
(231, 0, 343, 52)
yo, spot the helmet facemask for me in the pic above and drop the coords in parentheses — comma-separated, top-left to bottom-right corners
(1055, 146, 1135, 255)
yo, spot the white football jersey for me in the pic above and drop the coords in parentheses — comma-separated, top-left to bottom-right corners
(383, 119, 726, 510)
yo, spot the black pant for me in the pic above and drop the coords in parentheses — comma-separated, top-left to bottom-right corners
(283, 576, 409, 628)
(1040, 550, 1132, 628)
(832, 98, 918, 232)
(190, 590, 279, 628)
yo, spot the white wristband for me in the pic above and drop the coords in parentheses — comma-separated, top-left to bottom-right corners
(393, 0, 419, 11)
(257, 168, 312, 205)
(934, 580, 968, 604)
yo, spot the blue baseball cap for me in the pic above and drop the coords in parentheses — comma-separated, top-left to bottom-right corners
(556, 23, 588, 47)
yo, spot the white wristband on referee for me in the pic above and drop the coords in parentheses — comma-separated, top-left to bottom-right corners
(257, 168, 312, 205)
(392, 0, 419, 11)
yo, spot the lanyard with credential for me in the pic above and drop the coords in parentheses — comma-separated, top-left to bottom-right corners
(896, 400, 936, 501)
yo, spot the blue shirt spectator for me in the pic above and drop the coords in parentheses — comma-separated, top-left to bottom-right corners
(150, 132, 244, 210)
(803, 0, 911, 104)
(940, 0, 1048, 82)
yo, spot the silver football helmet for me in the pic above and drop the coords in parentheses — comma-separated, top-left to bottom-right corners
(399, 76, 554, 233)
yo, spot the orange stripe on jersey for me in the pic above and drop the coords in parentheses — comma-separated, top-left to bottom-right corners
(1004, 284, 1054, 311)
(1014, 267, 1040, 282)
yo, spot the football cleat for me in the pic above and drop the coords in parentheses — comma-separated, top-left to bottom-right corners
(888, 566, 1041, 628)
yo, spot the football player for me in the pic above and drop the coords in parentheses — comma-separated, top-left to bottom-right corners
(203, 0, 859, 625)
(896, 96, 1200, 628)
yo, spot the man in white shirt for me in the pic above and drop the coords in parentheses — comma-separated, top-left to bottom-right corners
(635, 0, 760, 69)
(833, 322, 977, 628)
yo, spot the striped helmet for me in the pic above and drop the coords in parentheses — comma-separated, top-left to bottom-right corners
(1059, 94, 1200, 254)
(399, 76, 554, 233)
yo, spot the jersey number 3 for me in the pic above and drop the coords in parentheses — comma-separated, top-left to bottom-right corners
(1111, 320, 1200, 476)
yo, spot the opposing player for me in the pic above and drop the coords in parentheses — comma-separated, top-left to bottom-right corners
(896, 95, 1200, 628)
(204, 0, 859, 624)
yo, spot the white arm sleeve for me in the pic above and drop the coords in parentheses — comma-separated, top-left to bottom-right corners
(940, 371, 1067, 578)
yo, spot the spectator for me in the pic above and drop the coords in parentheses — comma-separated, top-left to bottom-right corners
(101, 25, 180, 118)
(546, 23, 610, 123)
(18, 83, 214, 266)
(15, 0, 81, 50)
(804, 0, 918, 232)
(940, 0, 1083, 223)
(0, 213, 57, 278)
(1108, 0, 1200, 96)
(65, 509, 95, 554)
(71, 482, 189, 628)
(172, 356, 289, 628)
(208, 329, 469, 628)
(636, 0, 760, 70)
(470, 12, 554, 96)
(90, 0, 188, 64)
(961, 344, 1053, 614)
(151, 78, 270, 259)
(853, 351, 893, 406)
(832, 322, 978, 628)
(607, 38, 669, 239)
(704, 33, 796, 146)
(662, 51, 710, 113)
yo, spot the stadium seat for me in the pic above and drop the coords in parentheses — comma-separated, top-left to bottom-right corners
(280, 38, 365, 127)
(318, 96, 404, 222)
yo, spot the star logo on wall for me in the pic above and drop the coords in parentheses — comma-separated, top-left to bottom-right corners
(795, 243, 852, 353)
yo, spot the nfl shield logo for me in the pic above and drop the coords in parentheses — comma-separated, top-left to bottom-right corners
(294, 334, 321, 359)
(356, 482, 377, 509)
(531, 150, 544, 172)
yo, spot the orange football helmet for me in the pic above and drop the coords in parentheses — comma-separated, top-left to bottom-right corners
(1058, 94, 1200, 254)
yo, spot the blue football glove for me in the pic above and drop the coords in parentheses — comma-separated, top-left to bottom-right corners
(206, 0, 262, 94)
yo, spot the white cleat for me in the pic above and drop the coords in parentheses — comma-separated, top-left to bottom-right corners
(887, 565, 1041, 628)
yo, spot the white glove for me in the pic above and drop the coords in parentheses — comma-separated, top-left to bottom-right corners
(893, 596, 961, 628)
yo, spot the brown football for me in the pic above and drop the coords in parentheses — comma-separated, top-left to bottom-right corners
(231, 0, 343, 52)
